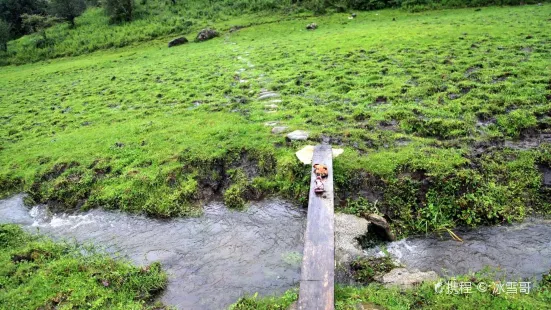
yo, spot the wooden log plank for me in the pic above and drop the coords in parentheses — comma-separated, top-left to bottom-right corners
(298, 144, 334, 310)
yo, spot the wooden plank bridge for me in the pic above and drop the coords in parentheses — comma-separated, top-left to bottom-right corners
(298, 144, 335, 310)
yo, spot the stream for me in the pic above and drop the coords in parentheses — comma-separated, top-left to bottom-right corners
(0, 195, 306, 310)
(2, 194, 551, 309)
(365, 218, 551, 281)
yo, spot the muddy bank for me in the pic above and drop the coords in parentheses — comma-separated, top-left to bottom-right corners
(0, 195, 306, 310)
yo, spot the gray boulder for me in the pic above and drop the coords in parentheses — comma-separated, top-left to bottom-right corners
(168, 37, 188, 48)
(366, 213, 396, 241)
(380, 268, 438, 289)
(196, 28, 219, 42)
(306, 23, 317, 30)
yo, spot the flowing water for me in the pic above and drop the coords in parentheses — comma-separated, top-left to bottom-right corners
(365, 218, 551, 281)
(0, 195, 306, 310)
(3, 193, 551, 309)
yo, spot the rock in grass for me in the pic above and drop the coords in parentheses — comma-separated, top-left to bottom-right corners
(286, 130, 309, 141)
(271, 126, 288, 134)
(447, 93, 460, 100)
(366, 213, 396, 241)
(381, 268, 438, 289)
(306, 23, 317, 30)
(258, 91, 280, 100)
(195, 28, 218, 42)
(168, 37, 188, 48)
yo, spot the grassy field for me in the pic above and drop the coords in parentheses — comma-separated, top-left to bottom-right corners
(1, 5, 551, 236)
(0, 224, 167, 309)
(2, 0, 304, 65)
(232, 271, 551, 309)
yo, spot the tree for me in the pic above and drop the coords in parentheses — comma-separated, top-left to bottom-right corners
(0, 0, 47, 37)
(103, 0, 134, 23)
(21, 14, 54, 33)
(49, 0, 86, 28)
(21, 13, 56, 47)
(0, 19, 10, 52)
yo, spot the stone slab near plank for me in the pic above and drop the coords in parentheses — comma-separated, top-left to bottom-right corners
(287, 130, 309, 141)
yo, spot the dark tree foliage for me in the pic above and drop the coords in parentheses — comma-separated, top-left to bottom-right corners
(0, 0, 47, 37)
(49, 0, 87, 27)
(0, 19, 9, 52)
(103, 0, 134, 23)
(85, 0, 101, 7)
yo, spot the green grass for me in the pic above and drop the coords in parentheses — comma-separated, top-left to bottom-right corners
(2, 0, 305, 64)
(1, 5, 551, 235)
(230, 290, 299, 310)
(232, 271, 551, 309)
(0, 224, 168, 309)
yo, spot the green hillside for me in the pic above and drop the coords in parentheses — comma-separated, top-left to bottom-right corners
(2, 5, 550, 237)
(2, 0, 304, 64)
